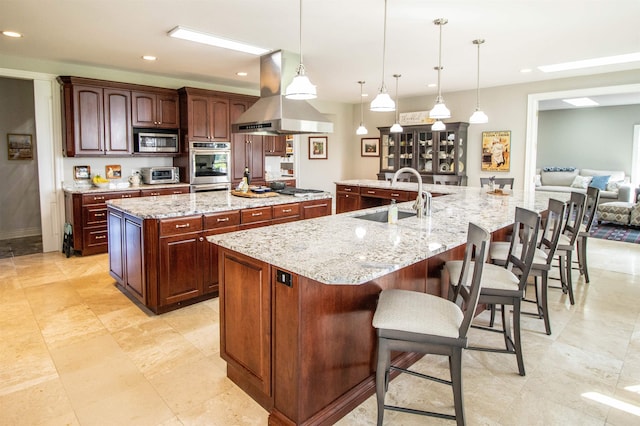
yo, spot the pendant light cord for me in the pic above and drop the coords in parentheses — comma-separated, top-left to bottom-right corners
(359, 81, 365, 123)
(475, 39, 483, 109)
(394, 74, 401, 122)
(299, 0, 304, 67)
(380, 0, 388, 91)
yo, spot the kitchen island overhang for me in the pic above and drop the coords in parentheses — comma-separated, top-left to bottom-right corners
(208, 186, 569, 425)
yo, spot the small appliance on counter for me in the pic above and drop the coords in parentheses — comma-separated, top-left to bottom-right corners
(141, 166, 179, 184)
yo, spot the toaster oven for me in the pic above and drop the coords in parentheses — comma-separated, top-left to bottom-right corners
(140, 167, 180, 184)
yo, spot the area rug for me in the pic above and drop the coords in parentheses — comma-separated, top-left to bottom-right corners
(590, 223, 640, 244)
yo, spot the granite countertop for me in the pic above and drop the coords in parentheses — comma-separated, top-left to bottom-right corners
(207, 185, 570, 285)
(335, 178, 463, 195)
(63, 182, 191, 194)
(106, 190, 333, 219)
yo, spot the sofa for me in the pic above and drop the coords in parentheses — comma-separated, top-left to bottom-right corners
(535, 167, 633, 203)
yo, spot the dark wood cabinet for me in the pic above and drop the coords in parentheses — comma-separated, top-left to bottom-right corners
(336, 185, 361, 214)
(264, 135, 287, 156)
(335, 184, 421, 214)
(229, 97, 265, 184)
(60, 80, 133, 156)
(378, 122, 468, 185)
(139, 187, 190, 197)
(132, 90, 179, 129)
(107, 197, 331, 313)
(179, 87, 230, 142)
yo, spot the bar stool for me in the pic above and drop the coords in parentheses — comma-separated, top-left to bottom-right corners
(555, 191, 586, 305)
(443, 207, 540, 376)
(373, 222, 490, 425)
(577, 187, 600, 283)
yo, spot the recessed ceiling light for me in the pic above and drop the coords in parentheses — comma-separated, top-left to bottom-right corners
(142, 55, 157, 61)
(520, 68, 532, 73)
(562, 97, 599, 107)
(539, 52, 640, 72)
(236, 72, 248, 77)
(168, 26, 269, 56)
(427, 83, 437, 88)
(2, 30, 22, 38)
(361, 93, 369, 97)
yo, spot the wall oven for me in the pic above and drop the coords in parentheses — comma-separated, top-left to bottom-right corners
(189, 141, 232, 192)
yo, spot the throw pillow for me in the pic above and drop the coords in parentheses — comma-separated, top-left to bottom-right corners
(606, 180, 622, 192)
(570, 175, 591, 189)
(589, 175, 610, 190)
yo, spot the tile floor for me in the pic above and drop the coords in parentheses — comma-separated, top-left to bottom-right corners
(1, 238, 639, 425)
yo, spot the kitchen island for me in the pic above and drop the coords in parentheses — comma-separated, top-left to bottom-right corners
(105, 190, 332, 313)
(207, 185, 568, 425)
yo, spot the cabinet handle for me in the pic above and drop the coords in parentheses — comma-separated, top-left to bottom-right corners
(391, 193, 400, 197)
(93, 196, 105, 201)
(150, 192, 160, 196)
(199, 237, 204, 242)
(251, 212, 263, 216)
(281, 208, 292, 213)
(175, 223, 190, 228)
(344, 188, 352, 192)
(95, 235, 106, 240)
(95, 213, 105, 217)
(172, 191, 182, 194)
(122, 194, 132, 198)
(217, 217, 230, 222)
(367, 190, 375, 194)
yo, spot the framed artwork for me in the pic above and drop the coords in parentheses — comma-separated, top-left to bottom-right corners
(361, 138, 380, 157)
(7, 133, 33, 160)
(105, 164, 122, 179)
(481, 131, 511, 172)
(74, 165, 91, 180)
(309, 136, 328, 160)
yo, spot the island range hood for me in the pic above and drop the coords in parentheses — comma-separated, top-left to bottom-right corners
(231, 50, 333, 135)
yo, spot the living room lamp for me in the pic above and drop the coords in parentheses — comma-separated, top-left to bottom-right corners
(285, 0, 317, 100)
(429, 18, 451, 120)
(370, 0, 395, 112)
(390, 74, 403, 133)
(469, 39, 489, 124)
(356, 81, 368, 135)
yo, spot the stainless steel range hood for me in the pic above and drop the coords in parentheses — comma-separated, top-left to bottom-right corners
(231, 50, 333, 135)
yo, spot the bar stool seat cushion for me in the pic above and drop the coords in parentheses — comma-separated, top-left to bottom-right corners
(445, 260, 521, 296)
(372, 289, 463, 338)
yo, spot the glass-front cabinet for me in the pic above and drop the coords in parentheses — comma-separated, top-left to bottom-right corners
(378, 122, 468, 185)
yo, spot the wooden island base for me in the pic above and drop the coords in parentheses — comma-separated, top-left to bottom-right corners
(218, 242, 467, 426)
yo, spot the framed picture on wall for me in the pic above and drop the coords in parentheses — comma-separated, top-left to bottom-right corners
(105, 164, 122, 179)
(7, 133, 33, 160)
(481, 131, 511, 172)
(361, 138, 380, 157)
(74, 165, 91, 180)
(309, 136, 328, 160)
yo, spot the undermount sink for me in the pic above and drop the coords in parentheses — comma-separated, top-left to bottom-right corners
(354, 210, 415, 223)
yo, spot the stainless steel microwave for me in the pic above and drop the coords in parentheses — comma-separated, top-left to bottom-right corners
(136, 132, 179, 153)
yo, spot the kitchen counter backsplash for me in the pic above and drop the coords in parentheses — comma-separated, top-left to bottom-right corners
(107, 190, 333, 219)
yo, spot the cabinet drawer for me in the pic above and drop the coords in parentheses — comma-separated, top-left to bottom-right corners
(84, 206, 108, 226)
(273, 203, 300, 219)
(159, 216, 203, 236)
(241, 206, 273, 224)
(204, 211, 241, 229)
(336, 185, 359, 194)
(82, 190, 140, 205)
(84, 227, 108, 247)
(360, 187, 388, 199)
(140, 187, 189, 197)
(387, 189, 410, 201)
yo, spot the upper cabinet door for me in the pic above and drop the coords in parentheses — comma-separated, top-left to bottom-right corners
(210, 97, 230, 141)
(73, 85, 104, 155)
(157, 94, 179, 128)
(188, 95, 211, 141)
(104, 88, 132, 154)
(131, 91, 156, 127)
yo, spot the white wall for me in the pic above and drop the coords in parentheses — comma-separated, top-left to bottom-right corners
(537, 105, 640, 173)
(0, 77, 41, 239)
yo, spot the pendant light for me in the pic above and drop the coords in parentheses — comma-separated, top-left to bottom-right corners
(370, 0, 395, 112)
(356, 81, 368, 135)
(429, 18, 450, 119)
(432, 120, 446, 131)
(469, 39, 489, 124)
(285, 0, 317, 100)
(390, 74, 403, 133)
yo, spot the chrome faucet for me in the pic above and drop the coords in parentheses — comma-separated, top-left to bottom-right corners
(391, 167, 432, 217)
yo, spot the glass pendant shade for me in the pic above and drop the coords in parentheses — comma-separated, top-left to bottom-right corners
(432, 120, 446, 131)
(429, 100, 451, 119)
(285, 67, 317, 100)
(370, 91, 395, 112)
(356, 124, 368, 135)
(286, 0, 317, 100)
(469, 109, 489, 124)
(390, 123, 403, 133)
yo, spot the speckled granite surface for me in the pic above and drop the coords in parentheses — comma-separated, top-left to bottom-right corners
(106, 190, 333, 219)
(209, 183, 570, 285)
(63, 182, 191, 194)
(335, 178, 461, 195)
